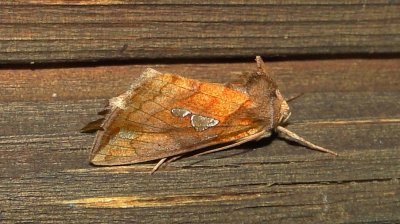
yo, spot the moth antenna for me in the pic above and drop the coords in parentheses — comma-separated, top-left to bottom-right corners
(286, 93, 305, 102)
(255, 56, 269, 74)
(150, 158, 167, 175)
(276, 126, 338, 156)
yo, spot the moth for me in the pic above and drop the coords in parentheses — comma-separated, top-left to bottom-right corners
(82, 56, 337, 173)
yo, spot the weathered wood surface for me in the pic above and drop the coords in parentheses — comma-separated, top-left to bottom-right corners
(1, 0, 400, 63)
(0, 58, 399, 223)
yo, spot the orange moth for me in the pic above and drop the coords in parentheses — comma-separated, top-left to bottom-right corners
(82, 56, 337, 173)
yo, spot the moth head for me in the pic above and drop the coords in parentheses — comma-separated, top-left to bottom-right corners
(275, 90, 291, 124)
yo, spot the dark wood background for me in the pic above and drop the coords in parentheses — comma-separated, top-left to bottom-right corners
(1, 1, 399, 223)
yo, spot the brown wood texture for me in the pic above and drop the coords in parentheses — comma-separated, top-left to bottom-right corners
(1, 59, 399, 223)
(1, 0, 400, 63)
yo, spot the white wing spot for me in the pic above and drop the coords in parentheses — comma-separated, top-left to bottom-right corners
(171, 108, 192, 117)
(190, 114, 219, 131)
(171, 108, 219, 131)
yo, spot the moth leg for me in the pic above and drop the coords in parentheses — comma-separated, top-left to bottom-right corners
(150, 158, 167, 175)
(193, 130, 268, 157)
(150, 155, 185, 174)
(152, 136, 260, 174)
(276, 126, 338, 156)
(165, 155, 183, 164)
(152, 130, 270, 173)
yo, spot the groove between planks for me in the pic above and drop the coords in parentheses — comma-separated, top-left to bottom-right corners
(0, 2, 399, 62)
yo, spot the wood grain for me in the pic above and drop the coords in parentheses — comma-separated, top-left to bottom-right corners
(1, 58, 399, 103)
(0, 1, 399, 63)
(0, 58, 399, 223)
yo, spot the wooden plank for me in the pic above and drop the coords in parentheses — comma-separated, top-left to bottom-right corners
(1, 59, 399, 102)
(0, 59, 399, 223)
(0, 1, 399, 63)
